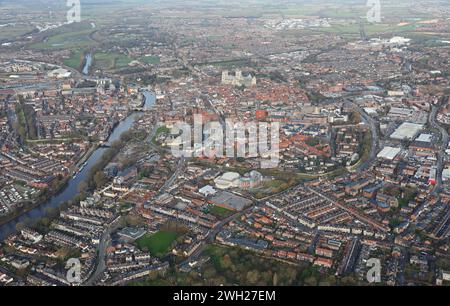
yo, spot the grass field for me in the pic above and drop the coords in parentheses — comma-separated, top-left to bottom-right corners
(140, 55, 160, 65)
(152, 125, 170, 143)
(94, 52, 133, 70)
(136, 230, 179, 257)
(30, 30, 96, 50)
(307, 22, 414, 37)
(63, 50, 84, 69)
(199, 58, 252, 67)
(0, 24, 35, 41)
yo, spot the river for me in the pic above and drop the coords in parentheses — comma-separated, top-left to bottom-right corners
(0, 91, 156, 240)
(82, 53, 92, 75)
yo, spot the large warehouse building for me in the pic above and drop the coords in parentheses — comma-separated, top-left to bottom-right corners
(390, 122, 424, 141)
(377, 146, 401, 160)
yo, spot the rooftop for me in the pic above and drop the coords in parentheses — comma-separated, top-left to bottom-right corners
(377, 146, 401, 160)
(210, 191, 252, 211)
(390, 122, 424, 140)
(415, 133, 433, 143)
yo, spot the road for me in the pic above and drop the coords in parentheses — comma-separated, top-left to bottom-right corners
(147, 122, 187, 195)
(158, 156, 185, 196)
(84, 217, 121, 286)
(144, 54, 386, 268)
(179, 203, 256, 267)
(430, 104, 449, 195)
(344, 99, 380, 172)
(85, 124, 185, 285)
(179, 181, 316, 267)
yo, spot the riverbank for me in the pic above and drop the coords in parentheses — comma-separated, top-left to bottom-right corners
(0, 140, 100, 228)
(0, 141, 113, 230)
(0, 175, 71, 229)
(0, 91, 156, 240)
(0, 139, 99, 227)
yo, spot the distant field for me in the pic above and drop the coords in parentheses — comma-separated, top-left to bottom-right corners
(0, 24, 35, 41)
(146, 0, 435, 20)
(94, 52, 133, 70)
(199, 58, 252, 68)
(30, 30, 96, 50)
(136, 230, 178, 256)
(140, 55, 160, 65)
(300, 20, 432, 38)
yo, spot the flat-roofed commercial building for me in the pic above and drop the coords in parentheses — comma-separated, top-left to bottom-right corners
(210, 191, 252, 211)
(377, 146, 401, 160)
(390, 122, 424, 141)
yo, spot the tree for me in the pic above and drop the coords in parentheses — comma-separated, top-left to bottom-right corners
(39, 217, 52, 228)
(203, 267, 218, 280)
(44, 207, 60, 219)
(246, 270, 260, 284)
(304, 276, 318, 286)
(93, 171, 108, 188)
(273, 272, 278, 286)
(78, 181, 89, 193)
(340, 275, 360, 286)
(221, 254, 233, 270)
(16, 222, 26, 232)
(50, 178, 62, 191)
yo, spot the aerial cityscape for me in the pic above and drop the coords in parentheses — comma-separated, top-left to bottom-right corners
(0, 0, 449, 289)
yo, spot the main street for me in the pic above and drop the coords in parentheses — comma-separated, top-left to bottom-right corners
(146, 124, 186, 196)
(344, 99, 380, 172)
(86, 121, 184, 285)
(430, 104, 449, 195)
(84, 216, 122, 286)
